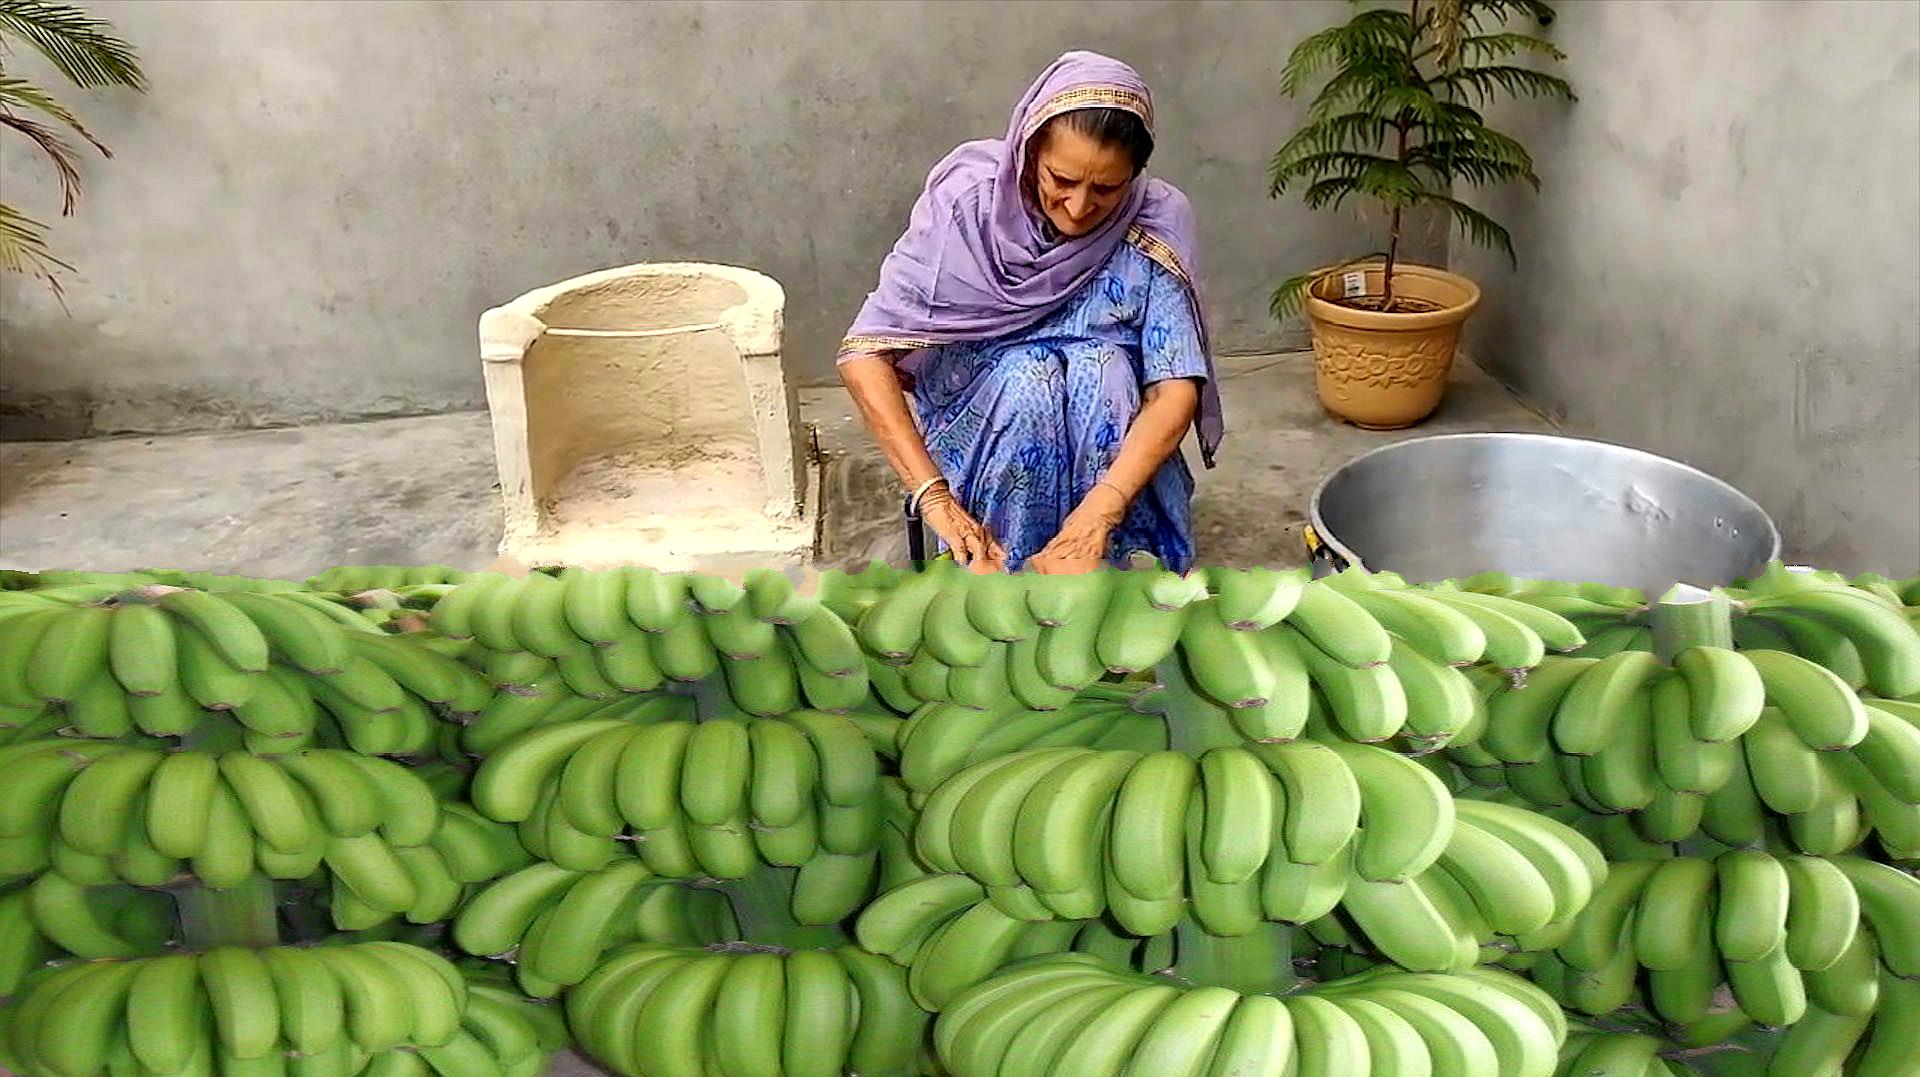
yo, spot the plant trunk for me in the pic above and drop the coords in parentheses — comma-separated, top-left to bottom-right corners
(1652, 584, 1735, 663)
(1383, 206, 1402, 310)
(1384, 0, 1420, 311)
(1171, 919, 1297, 995)
(1154, 653, 1245, 756)
(707, 865, 850, 951)
(175, 874, 280, 951)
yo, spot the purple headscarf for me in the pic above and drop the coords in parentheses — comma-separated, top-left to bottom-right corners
(840, 50, 1224, 468)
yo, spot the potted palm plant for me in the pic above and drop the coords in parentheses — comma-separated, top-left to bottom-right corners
(1269, 0, 1573, 429)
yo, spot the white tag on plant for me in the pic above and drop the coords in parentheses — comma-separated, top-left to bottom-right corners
(1342, 271, 1366, 298)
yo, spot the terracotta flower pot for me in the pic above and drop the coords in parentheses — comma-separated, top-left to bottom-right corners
(1302, 262, 1483, 430)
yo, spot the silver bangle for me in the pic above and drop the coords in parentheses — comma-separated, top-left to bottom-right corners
(909, 475, 948, 515)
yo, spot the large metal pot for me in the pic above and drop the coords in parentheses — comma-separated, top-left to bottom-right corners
(1306, 432, 1782, 597)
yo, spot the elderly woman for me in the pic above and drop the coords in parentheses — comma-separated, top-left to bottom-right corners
(837, 51, 1224, 575)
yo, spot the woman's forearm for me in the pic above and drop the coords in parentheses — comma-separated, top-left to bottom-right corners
(838, 353, 946, 493)
(1087, 379, 1201, 520)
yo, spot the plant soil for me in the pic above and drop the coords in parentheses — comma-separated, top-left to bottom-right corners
(1327, 294, 1446, 314)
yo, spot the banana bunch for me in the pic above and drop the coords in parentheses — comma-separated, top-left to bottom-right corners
(1724, 565, 1920, 697)
(856, 562, 1219, 713)
(323, 811, 534, 934)
(452, 857, 729, 995)
(0, 886, 54, 994)
(457, 680, 695, 756)
(1835, 570, 1920, 609)
(895, 685, 1169, 794)
(430, 565, 872, 717)
(470, 710, 882, 878)
(89, 569, 307, 594)
(1319, 569, 1592, 670)
(0, 585, 492, 753)
(0, 701, 62, 747)
(307, 564, 473, 593)
(1416, 571, 1652, 658)
(854, 794, 1602, 1008)
(1475, 652, 1920, 854)
(1551, 1029, 1697, 1077)
(0, 741, 447, 890)
(0, 941, 500, 1077)
(903, 737, 1481, 936)
(933, 951, 1564, 1077)
(1529, 851, 1918, 1029)
(1314, 798, 1607, 975)
(18, 875, 175, 958)
(566, 940, 930, 1077)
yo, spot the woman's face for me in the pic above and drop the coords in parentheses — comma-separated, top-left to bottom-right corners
(1031, 123, 1135, 238)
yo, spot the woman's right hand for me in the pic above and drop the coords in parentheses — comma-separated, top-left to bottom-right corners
(921, 490, 1007, 573)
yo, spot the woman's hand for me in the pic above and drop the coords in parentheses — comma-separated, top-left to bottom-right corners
(922, 490, 1007, 573)
(1028, 484, 1127, 574)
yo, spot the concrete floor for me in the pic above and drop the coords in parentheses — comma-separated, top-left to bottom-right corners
(0, 352, 1552, 578)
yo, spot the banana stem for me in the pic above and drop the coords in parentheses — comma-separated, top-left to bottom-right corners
(1652, 584, 1734, 663)
(1154, 654, 1244, 756)
(1171, 918, 1296, 995)
(710, 865, 847, 951)
(181, 712, 247, 753)
(175, 873, 280, 950)
(688, 673, 736, 722)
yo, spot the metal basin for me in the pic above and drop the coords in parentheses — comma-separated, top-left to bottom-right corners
(1307, 432, 1782, 597)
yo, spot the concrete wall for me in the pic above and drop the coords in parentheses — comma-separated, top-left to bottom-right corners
(0, 0, 1441, 438)
(1453, 0, 1920, 574)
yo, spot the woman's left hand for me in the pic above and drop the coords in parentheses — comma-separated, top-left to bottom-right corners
(1028, 486, 1127, 574)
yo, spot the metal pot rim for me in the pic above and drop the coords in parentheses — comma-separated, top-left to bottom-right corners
(1306, 431, 1784, 578)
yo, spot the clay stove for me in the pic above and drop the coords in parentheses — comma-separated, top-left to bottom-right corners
(477, 263, 820, 575)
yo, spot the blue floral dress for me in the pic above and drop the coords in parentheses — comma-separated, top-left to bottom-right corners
(903, 243, 1209, 573)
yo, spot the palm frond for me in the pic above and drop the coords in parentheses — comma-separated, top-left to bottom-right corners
(1270, 111, 1395, 163)
(1431, 0, 1468, 70)
(1457, 32, 1567, 63)
(1301, 175, 1364, 213)
(1427, 192, 1516, 263)
(0, 110, 81, 212)
(1433, 64, 1576, 106)
(1270, 272, 1319, 321)
(0, 201, 72, 298)
(1350, 160, 1426, 208)
(0, 75, 107, 154)
(1408, 126, 1536, 172)
(1465, 0, 1560, 29)
(0, 0, 145, 90)
(1269, 149, 1398, 196)
(1281, 8, 1414, 95)
(1270, 251, 1393, 319)
(1408, 145, 1537, 189)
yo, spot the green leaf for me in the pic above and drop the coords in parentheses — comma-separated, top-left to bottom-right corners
(1269, 251, 1392, 320)
(1350, 160, 1426, 208)
(1427, 193, 1516, 263)
(1268, 150, 1398, 197)
(1280, 8, 1414, 96)
(1465, 0, 1561, 29)
(1433, 65, 1577, 106)
(0, 0, 146, 90)
(1301, 176, 1363, 212)
(0, 201, 72, 299)
(0, 110, 81, 213)
(1270, 111, 1394, 165)
(1458, 32, 1567, 63)
(0, 75, 108, 154)
(1269, 273, 1317, 321)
